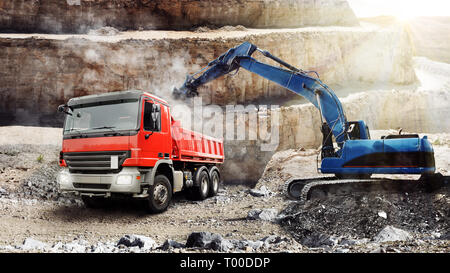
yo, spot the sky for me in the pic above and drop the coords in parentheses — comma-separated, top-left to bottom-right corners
(347, 0, 450, 18)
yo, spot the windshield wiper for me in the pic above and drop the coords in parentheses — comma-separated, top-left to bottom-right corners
(64, 128, 86, 138)
(90, 126, 122, 135)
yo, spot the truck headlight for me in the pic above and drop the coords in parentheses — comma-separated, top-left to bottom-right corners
(58, 171, 70, 185)
(116, 175, 133, 185)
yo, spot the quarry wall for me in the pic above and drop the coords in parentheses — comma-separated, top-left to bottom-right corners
(0, 26, 416, 126)
(0, 0, 359, 33)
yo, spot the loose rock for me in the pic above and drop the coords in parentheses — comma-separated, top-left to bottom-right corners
(161, 239, 185, 251)
(186, 232, 233, 251)
(117, 235, 157, 250)
(0, 187, 7, 196)
(299, 232, 337, 248)
(373, 226, 413, 243)
(248, 186, 272, 197)
(247, 208, 278, 222)
(21, 238, 48, 251)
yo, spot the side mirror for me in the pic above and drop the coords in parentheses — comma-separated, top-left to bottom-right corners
(152, 104, 160, 113)
(151, 104, 161, 131)
(58, 104, 72, 116)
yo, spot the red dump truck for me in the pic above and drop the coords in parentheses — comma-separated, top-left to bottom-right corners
(57, 90, 224, 213)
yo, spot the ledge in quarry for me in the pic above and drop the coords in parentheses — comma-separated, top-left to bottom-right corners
(0, 0, 359, 33)
(0, 24, 416, 126)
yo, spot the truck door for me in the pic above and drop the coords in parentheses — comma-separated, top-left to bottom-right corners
(140, 99, 171, 163)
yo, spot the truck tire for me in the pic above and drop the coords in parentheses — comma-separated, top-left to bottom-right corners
(187, 169, 210, 200)
(208, 169, 220, 197)
(146, 174, 172, 213)
(82, 196, 109, 209)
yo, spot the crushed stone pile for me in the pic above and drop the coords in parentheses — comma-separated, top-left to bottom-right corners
(279, 188, 449, 247)
(0, 144, 78, 204)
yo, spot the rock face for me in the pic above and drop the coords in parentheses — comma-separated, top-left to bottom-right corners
(0, 26, 416, 126)
(0, 0, 359, 33)
(153, 0, 360, 29)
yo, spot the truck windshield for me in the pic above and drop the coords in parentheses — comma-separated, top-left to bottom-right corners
(63, 100, 140, 134)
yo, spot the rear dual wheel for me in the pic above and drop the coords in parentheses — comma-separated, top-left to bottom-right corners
(187, 169, 210, 200)
(208, 170, 220, 197)
(187, 168, 220, 200)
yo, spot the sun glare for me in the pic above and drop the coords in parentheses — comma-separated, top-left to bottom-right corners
(347, 0, 450, 18)
(394, 11, 416, 23)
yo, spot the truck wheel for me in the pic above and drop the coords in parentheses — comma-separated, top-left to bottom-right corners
(208, 170, 220, 197)
(187, 169, 210, 200)
(82, 196, 109, 209)
(146, 174, 172, 213)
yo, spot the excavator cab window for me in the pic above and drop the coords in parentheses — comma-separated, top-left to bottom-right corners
(347, 121, 361, 140)
(347, 121, 371, 140)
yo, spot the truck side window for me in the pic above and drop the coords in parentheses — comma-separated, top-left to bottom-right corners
(144, 101, 161, 132)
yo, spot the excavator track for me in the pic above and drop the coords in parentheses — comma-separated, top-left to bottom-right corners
(284, 173, 449, 202)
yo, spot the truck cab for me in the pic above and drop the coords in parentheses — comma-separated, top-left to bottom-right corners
(57, 90, 224, 213)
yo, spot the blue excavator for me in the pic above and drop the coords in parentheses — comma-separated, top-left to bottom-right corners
(173, 42, 445, 200)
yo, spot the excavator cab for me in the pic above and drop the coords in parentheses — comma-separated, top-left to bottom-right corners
(321, 120, 371, 159)
(346, 120, 370, 140)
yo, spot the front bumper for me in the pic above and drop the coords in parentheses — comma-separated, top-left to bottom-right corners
(57, 167, 141, 194)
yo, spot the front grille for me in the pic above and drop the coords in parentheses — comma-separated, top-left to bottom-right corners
(64, 150, 130, 174)
(73, 183, 111, 190)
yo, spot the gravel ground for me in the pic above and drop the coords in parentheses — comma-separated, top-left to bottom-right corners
(0, 142, 294, 253)
(0, 129, 448, 253)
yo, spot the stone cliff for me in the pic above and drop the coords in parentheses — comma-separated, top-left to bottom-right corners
(0, 0, 359, 33)
(0, 25, 416, 126)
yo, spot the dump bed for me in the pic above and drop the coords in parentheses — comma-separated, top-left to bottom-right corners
(171, 120, 224, 163)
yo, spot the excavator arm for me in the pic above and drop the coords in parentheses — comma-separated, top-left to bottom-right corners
(173, 42, 348, 145)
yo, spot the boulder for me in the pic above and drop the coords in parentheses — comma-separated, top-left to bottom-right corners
(248, 186, 272, 197)
(21, 238, 48, 251)
(185, 232, 233, 251)
(247, 208, 279, 222)
(117, 235, 157, 250)
(373, 226, 413, 243)
(161, 239, 185, 251)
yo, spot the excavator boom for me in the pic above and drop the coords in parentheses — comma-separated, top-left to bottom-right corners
(174, 42, 348, 144)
